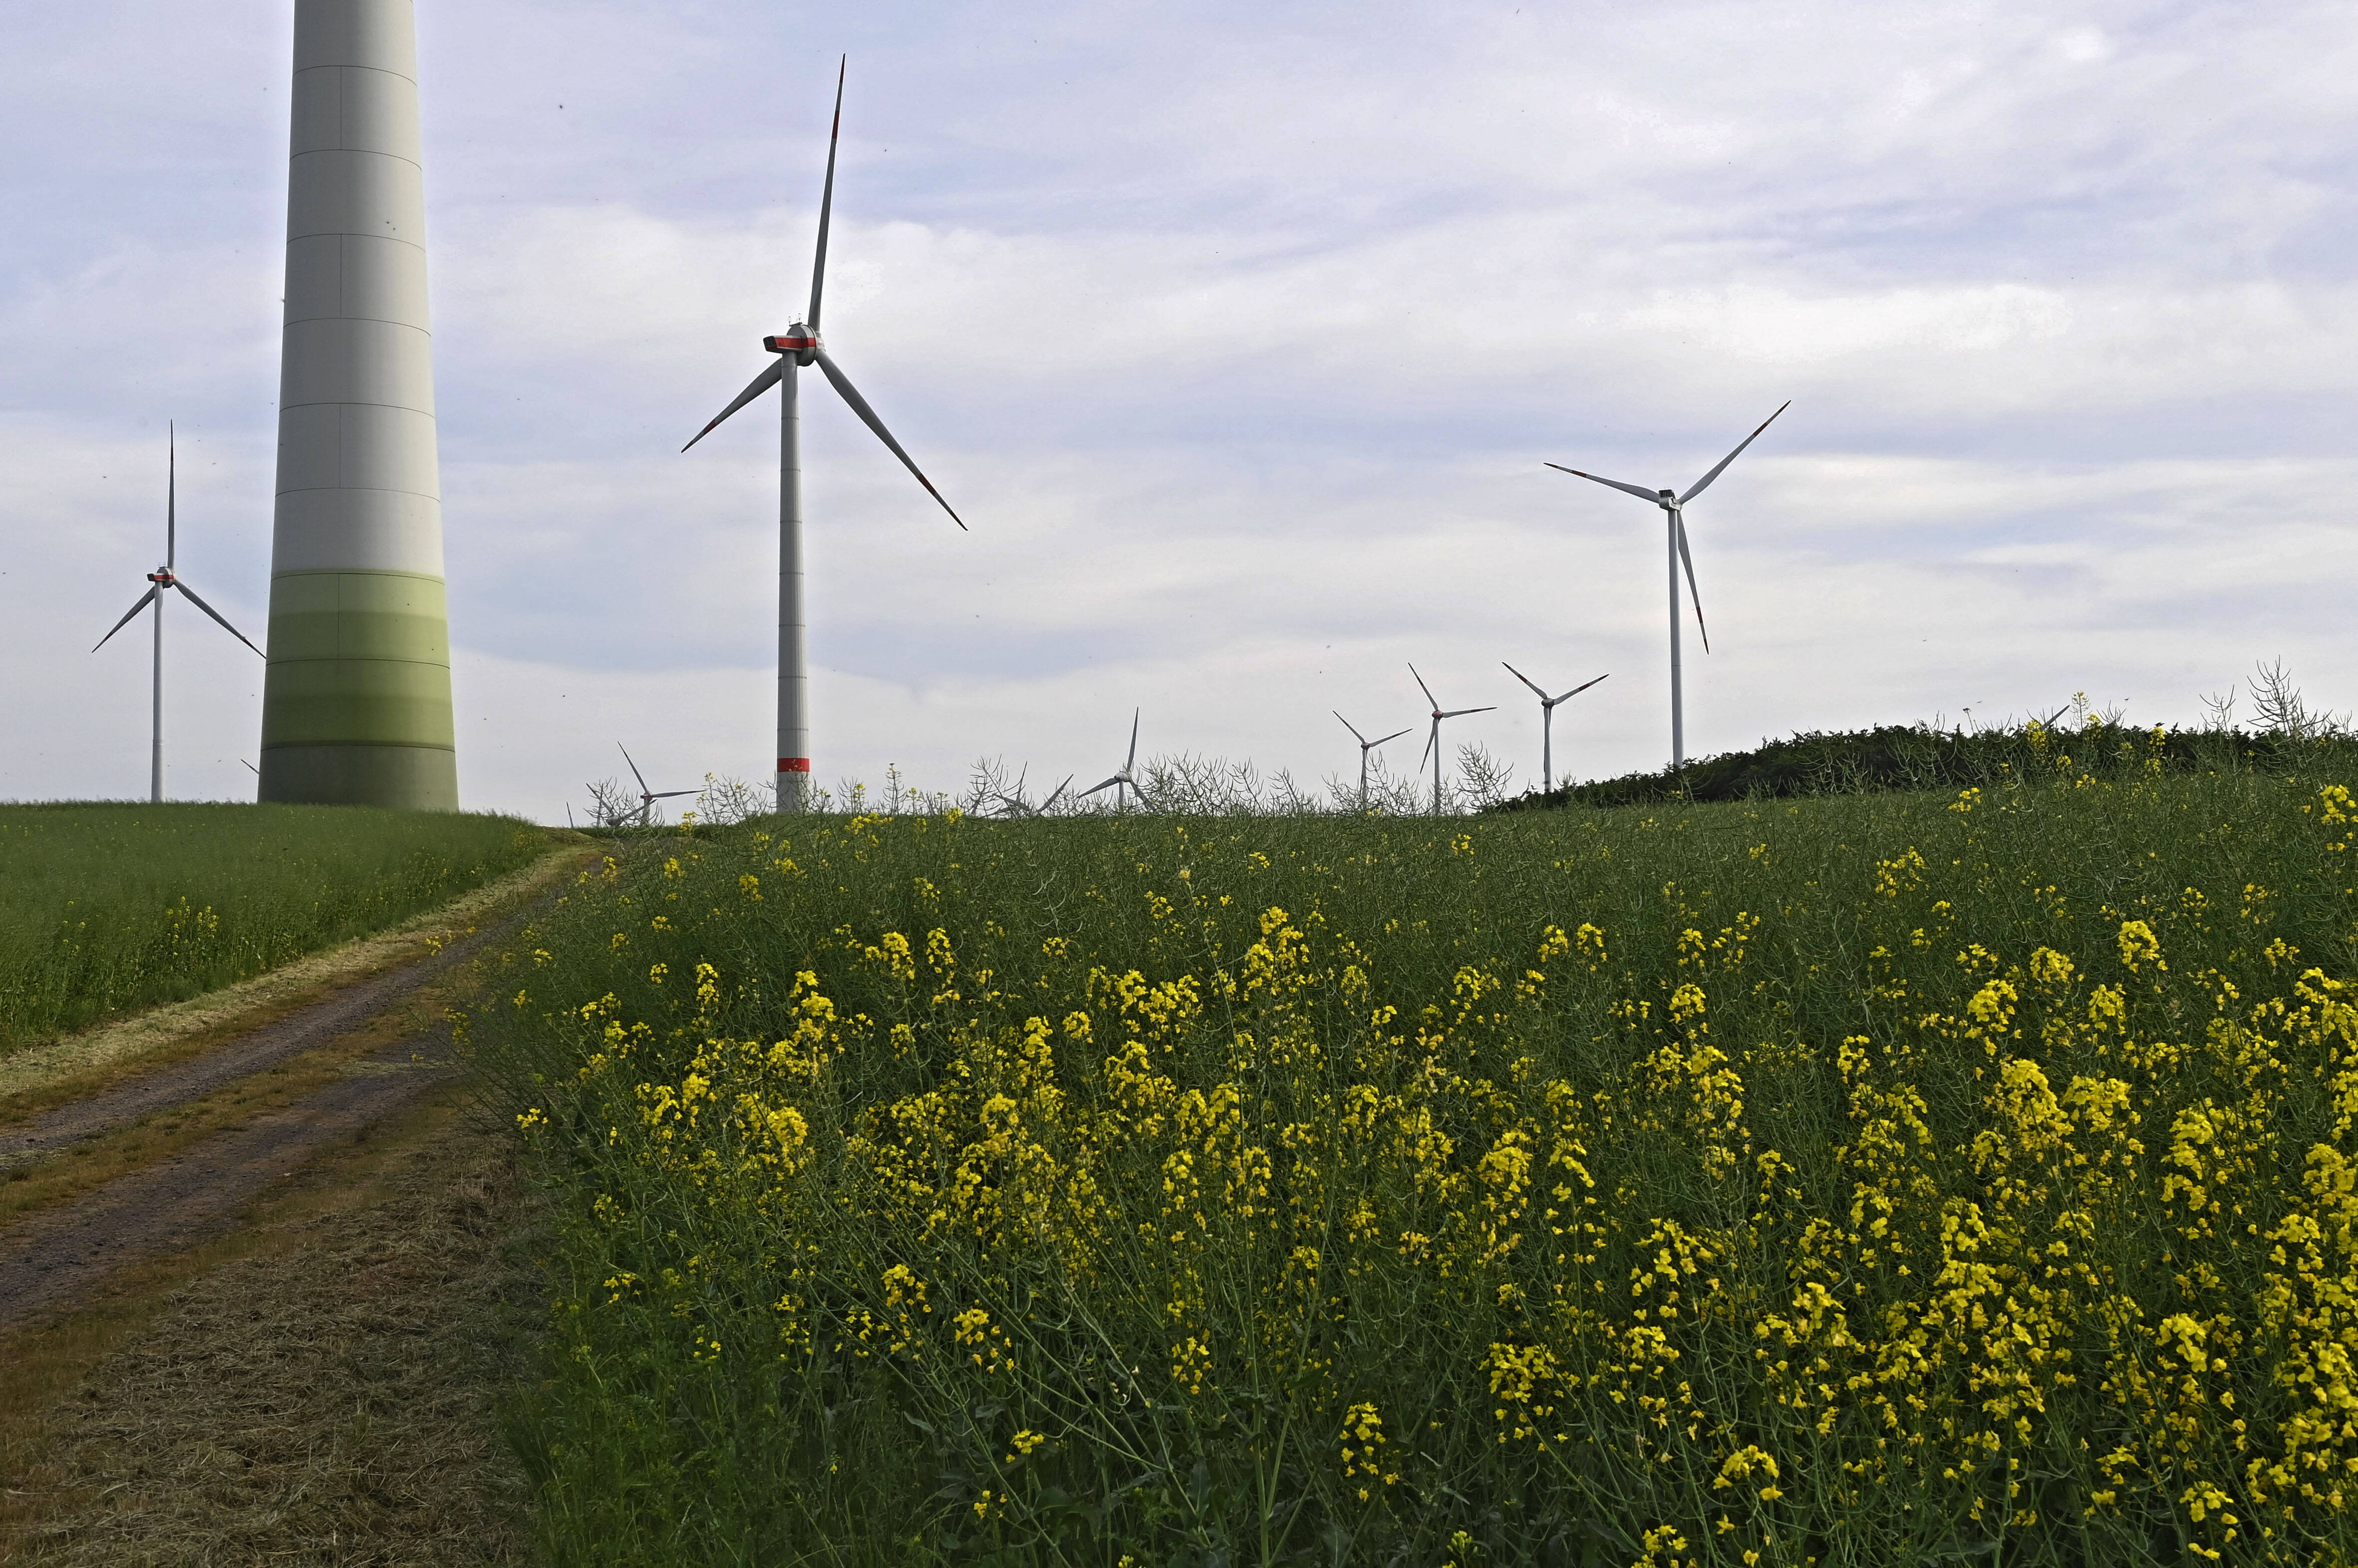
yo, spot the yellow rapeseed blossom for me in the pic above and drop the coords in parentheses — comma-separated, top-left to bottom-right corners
(519, 786, 2358, 1560)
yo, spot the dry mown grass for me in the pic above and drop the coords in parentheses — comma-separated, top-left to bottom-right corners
(1, 1094, 543, 1566)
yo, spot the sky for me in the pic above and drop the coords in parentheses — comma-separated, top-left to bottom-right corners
(3, 0, 2354, 821)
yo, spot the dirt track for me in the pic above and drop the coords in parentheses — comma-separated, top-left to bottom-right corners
(0, 921, 502, 1175)
(0, 851, 589, 1564)
(0, 1038, 456, 1333)
(3, 1068, 539, 1567)
(0, 860, 563, 1336)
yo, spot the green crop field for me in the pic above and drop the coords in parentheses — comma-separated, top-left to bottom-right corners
(0, 802, 552, 1052)
(480, 740, 2358, 1565)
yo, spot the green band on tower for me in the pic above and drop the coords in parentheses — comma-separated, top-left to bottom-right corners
(261, 570, 454, 749)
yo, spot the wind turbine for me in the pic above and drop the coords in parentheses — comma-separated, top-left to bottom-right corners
(987, 763, 1032, 816)
(1078, 711, 1144, 809)
(1546, 401, 1788, 768)
(1501, 664, 1608, 796)
(1410, 666, 1494, 815)
(618, 743, 700, 827)
(1334, 711, 1411, 809)
(682, 58, 966, 815)
(91, 424, 264, 802)
(996, 770, 1075, 818)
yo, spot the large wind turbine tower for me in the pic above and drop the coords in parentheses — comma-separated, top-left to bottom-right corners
(256, 0, 458, 809)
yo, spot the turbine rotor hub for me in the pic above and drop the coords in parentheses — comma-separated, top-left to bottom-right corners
(764, 324, 822, 366)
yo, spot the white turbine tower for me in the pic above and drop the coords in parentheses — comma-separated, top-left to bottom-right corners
(1334, 711, 1411, 809)
(92, 426, 264, 802)
(1078, 711, 1144, 809)
(1547, 401, 1788, 768)
(1410, 666, 1494, 815)
(683, 59, 966, 814)
(1501, 664, 1608, 796)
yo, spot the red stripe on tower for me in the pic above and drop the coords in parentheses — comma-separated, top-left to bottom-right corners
(778, 758, 812, 773)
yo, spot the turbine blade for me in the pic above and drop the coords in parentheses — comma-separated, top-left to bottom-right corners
(1675, 514, 1710, 654)
(167, 421, 176, 569)
(681, 358, 785, 452)
(1678, 399, 1789, 506)
(1440, 705, 1497, 719)
(170, 580, 264, 657)
(812, 347, 967, 529)
(1553, 673, 1610, 703)
(650, 789, 700, 799)
(1545, 463, 1664, 506)
(1419, 718, 1438, 770)
(1409, 662, 1438, 710)
(617, 742, 653, 796)
(1125, 708, 1139, 771)
(1333, 710, 1369, 747)
(1501, 661, 1548, 700)
(1077, 775, 1124, 799)
(1372, 727, 1412, 748)
(92, 585, 160, 652)
(1041, 775, 1073, 810)
(807, 57, 846, 332)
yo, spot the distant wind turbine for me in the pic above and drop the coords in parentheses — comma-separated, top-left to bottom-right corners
(91, 424, 263, 802)
(618, 743, 700, 826)
(997, 771, 1075, 817)
(987, 764, 1073, 818)
(682, 58, 966, 814)
(988, 764, 1032, 817)
(1334, 711, 1411, 809)
(1501, 664, 1608, 796)
(1547, 401, 1788, 768)
(1410, 666, 1494, 815)
(1078, 711, 1144, 809)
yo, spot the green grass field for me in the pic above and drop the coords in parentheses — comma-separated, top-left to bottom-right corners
(479, 745, 2357, 1565)
(0, 803, 551, 1051)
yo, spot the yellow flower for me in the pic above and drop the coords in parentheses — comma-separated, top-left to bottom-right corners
(2117, 918, 2164, 971)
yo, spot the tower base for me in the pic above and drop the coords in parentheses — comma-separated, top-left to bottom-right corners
(258, 744, 458, 810)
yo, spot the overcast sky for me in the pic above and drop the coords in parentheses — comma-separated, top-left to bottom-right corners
(4, 0, 2353, 819)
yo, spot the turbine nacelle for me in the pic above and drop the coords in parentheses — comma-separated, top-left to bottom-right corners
(764, 327, 821, 366)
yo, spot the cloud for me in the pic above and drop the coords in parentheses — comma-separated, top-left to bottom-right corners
(2, 0, 2354, 817)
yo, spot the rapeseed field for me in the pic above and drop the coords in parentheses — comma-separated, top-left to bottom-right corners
(484, 733, 2358, 1565)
